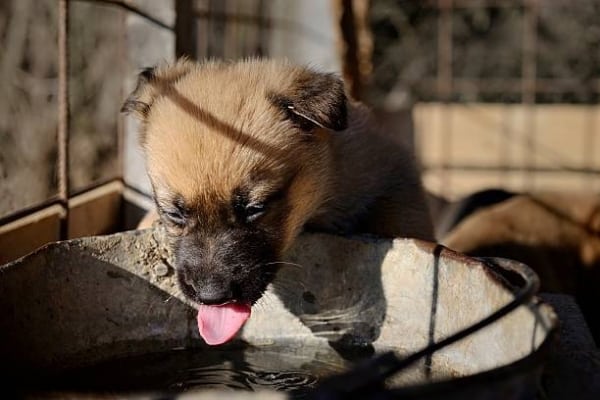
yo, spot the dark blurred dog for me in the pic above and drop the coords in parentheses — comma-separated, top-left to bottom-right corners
(124, 58, 434, 344)
(440, 189, 600, 343)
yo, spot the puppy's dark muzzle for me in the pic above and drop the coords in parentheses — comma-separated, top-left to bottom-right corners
(179, 269, 235, 305)
(195, 281, 234, 305)
(173, 230, 279, 306)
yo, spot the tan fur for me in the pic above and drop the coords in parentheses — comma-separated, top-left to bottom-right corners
(442, 192, 600, 278)
(136, 209, 158, 230)
(130, 59, 433, 249)
(442, 192, 600, 341)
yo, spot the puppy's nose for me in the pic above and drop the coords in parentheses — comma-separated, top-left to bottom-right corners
(196, 280, 234, 305)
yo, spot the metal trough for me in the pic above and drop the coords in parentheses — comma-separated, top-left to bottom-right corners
(0, 228, 556, 399)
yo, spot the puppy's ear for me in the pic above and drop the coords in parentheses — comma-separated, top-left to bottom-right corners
(121, 59, 196, 120)
(270, 70, 348, 132)
(121, 67, 156, 120)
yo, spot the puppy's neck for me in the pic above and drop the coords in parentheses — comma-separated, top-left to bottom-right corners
(309, 102, 434, 240)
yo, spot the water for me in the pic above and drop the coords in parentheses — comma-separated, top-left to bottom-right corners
(29, 343, 362, 399)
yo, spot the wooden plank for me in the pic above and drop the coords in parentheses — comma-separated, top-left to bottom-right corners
(0, 181, 125, 265)
(415, 103, 600, 198)
(0, 205, 63, 265)
(68, 181, 123, 239)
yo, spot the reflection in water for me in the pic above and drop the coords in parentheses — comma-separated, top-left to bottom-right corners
(34, 344, 355, 399)
(169, 365, 319, 398)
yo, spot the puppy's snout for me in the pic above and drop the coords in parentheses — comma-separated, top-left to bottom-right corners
(181, 268, 234, 305)
(196, 279, 234, 305)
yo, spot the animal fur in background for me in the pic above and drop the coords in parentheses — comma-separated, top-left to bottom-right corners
(441, 190, 600, 343)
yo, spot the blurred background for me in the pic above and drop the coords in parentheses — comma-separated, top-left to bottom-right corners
(1, 0, 600, 304)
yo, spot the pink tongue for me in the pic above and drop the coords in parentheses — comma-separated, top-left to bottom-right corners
(197, 303, 251, 345)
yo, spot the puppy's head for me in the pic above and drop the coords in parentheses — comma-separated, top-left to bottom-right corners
(123, 59, 347, 309)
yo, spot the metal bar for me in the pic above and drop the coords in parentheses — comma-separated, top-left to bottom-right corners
(116, 4, 126, 182)
(222, 0, 238, 59)
(501, 106, 512, 187)
(522, 0, 538, 189)
(422, 0, 523, 8)
(195, 0, 210, 58)
(57, 0, 70, 240)
(337, 0, 362, 100)
(192, 9, 328, 46)
(314, 256, 540, 395)
(73, 0, 173, 31)
(437, 0, 452, 100)
(256, 0, 268, 57)
(437, 0, 453, 197)
(207, 0, 226, 58)
(422, 164, 600, 175)
(583, 107, 597, 190)
(194, 8, 270, 26)
(522, 0, 537, 104)
(249, 0, 261, 57)
(416, 78, 600, 95)
(378, 256, 540, 381)
(175, 0, 198, 58)
(353, 0, 373, 97)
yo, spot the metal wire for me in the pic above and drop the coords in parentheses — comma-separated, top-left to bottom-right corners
(57, 0, 70, 239)
(73, 0, 173, 31)
(311, 257, 540, 398)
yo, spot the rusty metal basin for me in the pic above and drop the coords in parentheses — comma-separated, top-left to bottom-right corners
(0, 228, 556, 399)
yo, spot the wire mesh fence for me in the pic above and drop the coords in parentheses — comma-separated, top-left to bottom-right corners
(369, 0, 600, 199)
(1, 0, 599, 227)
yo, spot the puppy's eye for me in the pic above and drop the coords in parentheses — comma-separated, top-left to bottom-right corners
(245, 203, 266, 222)
(163, 209, 186, 226)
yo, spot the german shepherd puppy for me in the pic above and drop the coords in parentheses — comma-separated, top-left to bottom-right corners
(123, 59, 433, 345)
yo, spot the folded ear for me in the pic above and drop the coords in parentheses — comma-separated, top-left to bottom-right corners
(121, 67, 156, 119)
(121, 58, 196, 120)
(269, 70, 348, 132)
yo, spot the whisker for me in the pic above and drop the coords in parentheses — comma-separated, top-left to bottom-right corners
(163, 295, 174, 303)
(264, 261, 304, 269)
(271, 277, 308, 292)
(164, 286, 187, 304)
(254, 290, 278, 312)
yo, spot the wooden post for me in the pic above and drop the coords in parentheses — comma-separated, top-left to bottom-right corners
(335, 0, 371, 101)
(437, 0, 453, 197)
(57, 0, 70, 239)
(175, 0, 197, 59)
(522, 0, 538, 189)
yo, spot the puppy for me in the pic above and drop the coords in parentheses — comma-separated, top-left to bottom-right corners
(123, 59, 434, 345)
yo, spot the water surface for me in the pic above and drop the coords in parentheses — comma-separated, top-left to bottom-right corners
(29, 343, 363, 398)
